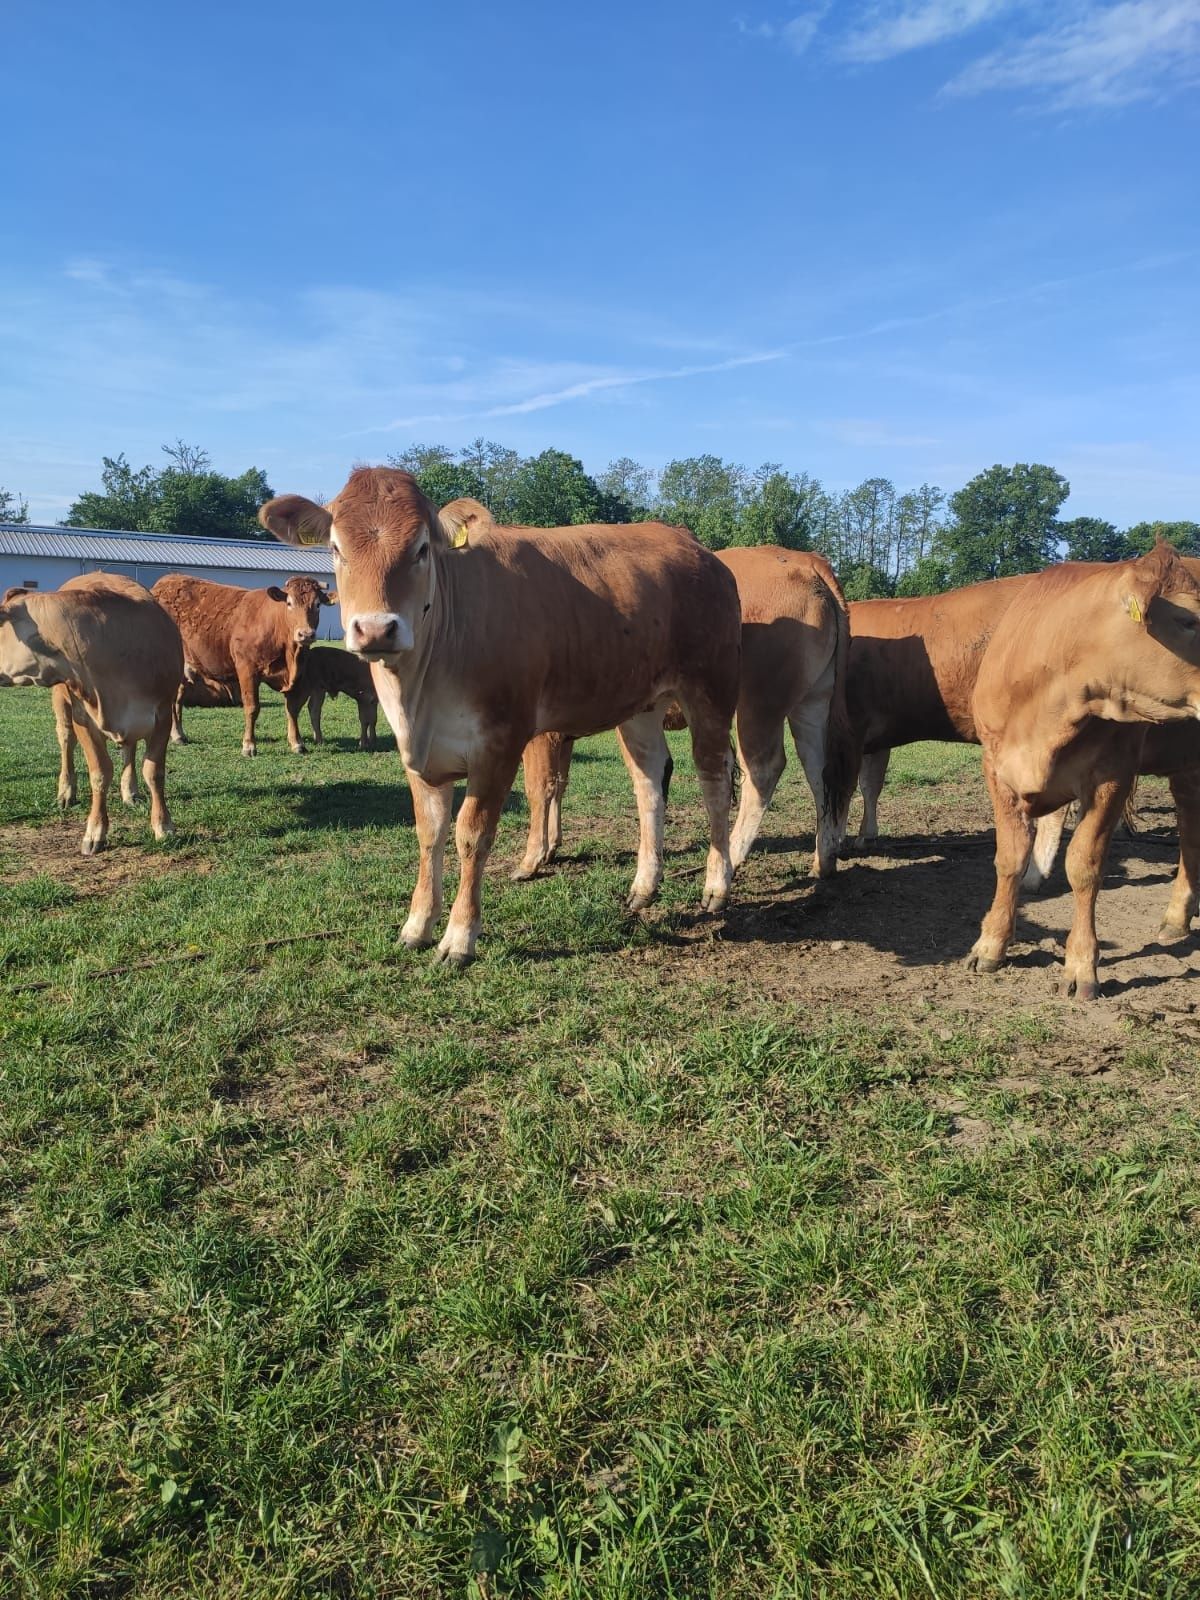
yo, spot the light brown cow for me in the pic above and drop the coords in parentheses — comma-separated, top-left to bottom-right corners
(966, 544, 1200, 998)
(260, 468, 741, 966)
(844, 576, 1031, 847)
(515, 546, 855, 882)
(0, 573, 183, 854)
(151, 574, 334, 755)
(284, 645, 379, 751)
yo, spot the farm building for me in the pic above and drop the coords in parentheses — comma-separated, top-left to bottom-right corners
(0, 523, 342, 638)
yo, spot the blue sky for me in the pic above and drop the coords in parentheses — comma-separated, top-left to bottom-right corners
(2, 0, 1198, 527)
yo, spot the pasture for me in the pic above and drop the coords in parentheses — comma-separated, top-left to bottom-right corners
(2, 686, 1200, 1599)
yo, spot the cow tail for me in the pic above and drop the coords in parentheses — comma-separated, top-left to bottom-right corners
(1123, 778, 1141, 835)
(821, 578, 856, 828)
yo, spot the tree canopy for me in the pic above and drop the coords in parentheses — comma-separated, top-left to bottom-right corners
(64, 444, 273, 540)
(1, 487, 29, 524)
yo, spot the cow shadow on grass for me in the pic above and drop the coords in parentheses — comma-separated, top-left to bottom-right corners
(257, 778, 541, 837)
(718, 825, 1189, 985)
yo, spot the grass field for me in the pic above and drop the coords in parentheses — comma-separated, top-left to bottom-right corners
(2, 686, 1199, 1598)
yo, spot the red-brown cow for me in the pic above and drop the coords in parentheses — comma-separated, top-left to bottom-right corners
(151, 574, 334, 755)
(284, 645, 379, 751)
(260, 469, 741, 966)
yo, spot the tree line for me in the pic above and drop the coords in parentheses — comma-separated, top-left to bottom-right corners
(3, 439, 1196, 598)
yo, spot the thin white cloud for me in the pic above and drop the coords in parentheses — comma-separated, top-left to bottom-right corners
(821, 417, 943, 447)
(376, 351, 788, 432)
(841, 0, 1016, 62)
(737, 6, 830, 53)
(945, 0, 1200, 107)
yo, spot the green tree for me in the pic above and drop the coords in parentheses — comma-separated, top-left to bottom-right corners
(734, 466, 824, 549)
(65, 449, 273, 538)
(840, 561, 894, 601)
(896, 554, 950, 597)
(598, 457, 655, 518)
(936, 463, 1069, 585)
(509, 449, 609, 526)
(1059, 516, 1125, 563)
(656, 455, 745, 549)
(1123, 520, 1200, 557)
(1, 487, 29, 524)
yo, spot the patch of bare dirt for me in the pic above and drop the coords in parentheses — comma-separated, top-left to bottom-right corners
(0, 819, 206, 896)
(623, 781, 1200, 1069)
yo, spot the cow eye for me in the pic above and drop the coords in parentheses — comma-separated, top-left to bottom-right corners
(414, 543, 428, 564)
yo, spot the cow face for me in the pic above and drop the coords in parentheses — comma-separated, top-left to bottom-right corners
(268, 576, 332, 648)
(1123, 543, 1200, 717)
(259, 469, 467, 665)
(0, 590, 58, 687)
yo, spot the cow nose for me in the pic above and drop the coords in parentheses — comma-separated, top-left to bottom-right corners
(347, 612, 412, 656)
(295, 627, 315, 644)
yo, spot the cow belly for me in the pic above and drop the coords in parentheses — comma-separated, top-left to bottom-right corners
(80, 692, 162, 743)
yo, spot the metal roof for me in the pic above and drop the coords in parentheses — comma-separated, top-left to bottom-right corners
(0, 523, 333, 574)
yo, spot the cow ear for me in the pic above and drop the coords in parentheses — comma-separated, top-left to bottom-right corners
(259, 495, 333, 546)
(437, 497, 495, 550)
(2, 586, 29, 604)
(322, 588, 337, 606)
(1123, 538, 1187, 625)
(266, 585, 287, 602)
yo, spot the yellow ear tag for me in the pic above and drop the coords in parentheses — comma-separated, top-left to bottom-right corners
(1126, 594, 1143, 625)
(450, 523, 469, 550)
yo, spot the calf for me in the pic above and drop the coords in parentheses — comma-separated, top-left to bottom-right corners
(967, 544, 1200, 998)
(260, 469, 741, 966)
(0, 573, 183, 854)
(285, 646, 379, 751)
(152, 574, 334, 755)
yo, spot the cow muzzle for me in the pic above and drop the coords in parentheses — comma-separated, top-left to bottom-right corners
(346, 611, 414, 657)
(294, 628, 315, 645)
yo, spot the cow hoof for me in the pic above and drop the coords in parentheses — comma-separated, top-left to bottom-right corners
(432, 946, 475, 970)
(965, 951, 1002, 974)
(80, 836, 106, 857)
(1055, 976, 1098, 1001)
(510, 861, 541, 882)
(242, 744, 258, 758)
(700, 891, 728, 914)
(57, 791, 76, 811)
(170, 734, 189, 746)
(290, 744, 307, 755)
(1158, 920, 1192, 944)
(400, 931, 436, 951)
(626, 891, 657, 913)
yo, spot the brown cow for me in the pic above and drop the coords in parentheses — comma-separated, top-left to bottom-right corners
(260, 468, 741, 967)
(516, 546, 855, 882)
(0, 573, 182, 854)
(151, 574, 334, 755)
(284, 646, 379, 751)
(966, 544, 1200, 998)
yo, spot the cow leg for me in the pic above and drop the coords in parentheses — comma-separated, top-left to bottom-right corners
(358, 697, 375, 752)
(966, 752, 1034, 974)
(1023, 805, 1069, 893)
(616, 711, 672, 911)
(437, 758, 521, 968)
(142, 706, 175, 842)
(514, 733, 574, 881)
(283, 687, 307, 755)
(729, 706, 785, 873)
(1158, 768, 1200, 942)
(53, 684, 77, 808)
(237, 666, 261, 756)
(790, 702, 842, 880)
(854, 748, 890, 849)
(170, 680, 189, 745)
(1059, 774, 1132, 1000)
(306, 687, 326, 745)
(119, 738, 141, 806)
(73, 709, 113, 856)
(401, 772, 454, 950)
(683, 701, 735, 914)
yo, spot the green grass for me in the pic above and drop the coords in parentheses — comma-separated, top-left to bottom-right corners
(1, 687, 1199, 1598)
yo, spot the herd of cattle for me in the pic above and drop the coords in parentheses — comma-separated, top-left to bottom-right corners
(2, 464, 1200, 1000)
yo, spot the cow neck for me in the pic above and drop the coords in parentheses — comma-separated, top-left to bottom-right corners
(369, 555, 452, 773)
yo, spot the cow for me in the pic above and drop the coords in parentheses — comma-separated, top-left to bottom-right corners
(514, 546, 855, 883)
(259, 468, 741, 967)
(151, 574, 334, 756)
(843, 575, 1032, 848)
(965, 543, 1200, 998)
(284, 646, 379, 751)
(0, 573, 183, 855)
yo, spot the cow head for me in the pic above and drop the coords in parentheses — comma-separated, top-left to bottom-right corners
(0, 589, 58, 687)
(265, 575, 335, 648)
(1120, 540, 1200, 714)
(259, 469, 485, 664)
